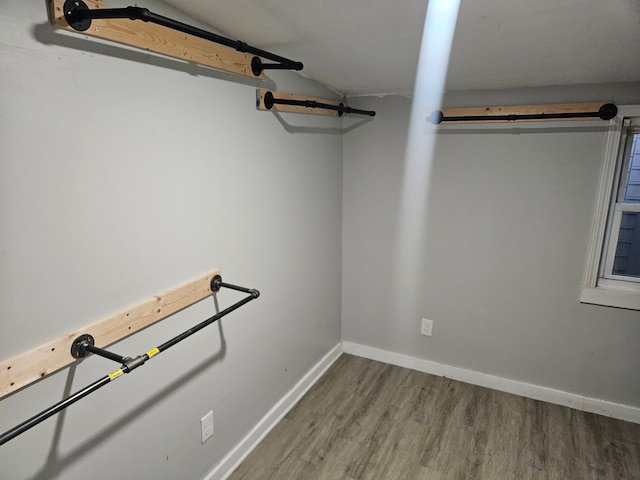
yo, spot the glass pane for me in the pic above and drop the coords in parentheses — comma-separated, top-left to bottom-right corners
(612, 212, 640, 278)
(623, 134, 640, 203)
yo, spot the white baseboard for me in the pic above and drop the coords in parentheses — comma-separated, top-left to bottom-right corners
(204, 343, 343, 480)
(342, 341, 640, 425)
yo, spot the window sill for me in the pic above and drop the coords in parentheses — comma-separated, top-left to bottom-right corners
(580, 285, 640, 311)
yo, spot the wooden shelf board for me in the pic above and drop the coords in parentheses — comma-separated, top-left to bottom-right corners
(438, 102, 611, 123)
(0, 269, 220, 398)
(49, 0, 260, 79)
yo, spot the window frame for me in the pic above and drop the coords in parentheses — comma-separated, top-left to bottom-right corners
(581, 105, 640, 310)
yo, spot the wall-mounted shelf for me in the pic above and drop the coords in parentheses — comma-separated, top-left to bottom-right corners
(256, 89, 376, 117)
(0, 270, 220, 398)
(427, 102, 617, 124)
(0, 272, 260, 445)
(49, 0, 303, 78)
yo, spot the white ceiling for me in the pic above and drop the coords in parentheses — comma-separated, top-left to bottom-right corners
(166, 0, 640, 97)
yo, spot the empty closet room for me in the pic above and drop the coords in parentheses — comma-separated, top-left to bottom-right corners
(1, 0, 640, 479)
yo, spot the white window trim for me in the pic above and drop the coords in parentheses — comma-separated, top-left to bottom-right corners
(581, 105, 640, 310)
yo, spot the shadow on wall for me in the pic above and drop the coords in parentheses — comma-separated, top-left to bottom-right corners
(31, 22, 273, 91)
(269, 110, 375, 135)
(22, 307, 227, 480)
(31, 21, 373, 135)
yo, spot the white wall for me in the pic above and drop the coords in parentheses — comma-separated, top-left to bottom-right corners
(343, 87, 640, 410)
(0, 2, 342, 478)
(3, 2, 639, 476)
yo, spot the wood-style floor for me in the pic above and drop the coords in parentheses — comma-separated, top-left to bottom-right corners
(229, 354, 640, 480)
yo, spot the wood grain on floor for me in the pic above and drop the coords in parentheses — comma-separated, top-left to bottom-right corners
(229, 354, 640, 480)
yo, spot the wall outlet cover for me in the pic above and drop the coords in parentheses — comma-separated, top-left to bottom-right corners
(421, 318, 433, 337)
(201, 411, 214, 443)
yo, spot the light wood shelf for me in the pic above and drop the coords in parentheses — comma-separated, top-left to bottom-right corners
(436, 102, 613, 123)
(49, 0, 260, 79)
(0, 269, 220, 398)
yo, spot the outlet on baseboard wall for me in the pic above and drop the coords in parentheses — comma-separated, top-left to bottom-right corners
(420, 318, 433, 337)
(201, 410, 214, 443)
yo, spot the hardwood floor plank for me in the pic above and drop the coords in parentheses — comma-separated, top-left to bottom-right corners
(360, 419, 431, 480)
(228, 354, 640, 480)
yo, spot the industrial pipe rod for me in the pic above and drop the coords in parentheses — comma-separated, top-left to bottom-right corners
(0, 277, 259, 445)
(157, 278, 259, 353)
(82, 344, 127, 364)
(264, 91, 376, 117)
(427, 103, 617, 124)
(0, 375, 111, 446)
(63, 1, 303, 75)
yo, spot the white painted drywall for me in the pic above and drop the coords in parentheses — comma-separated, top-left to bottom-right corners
(343, 87, 640, 409)
(0, 2, 342, 478)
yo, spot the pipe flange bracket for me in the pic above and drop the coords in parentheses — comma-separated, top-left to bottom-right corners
(64, 0, 92, 32)
(599, 103, 618, 120)
(251, 57, 263, 77)
(210, 275, 223, 292)
(263, 91, 274, 110)
(71, 334, 94, 358)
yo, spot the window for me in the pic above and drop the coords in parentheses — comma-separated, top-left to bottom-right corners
(581, 107, 640, 310)
(604, 131, 640, 279)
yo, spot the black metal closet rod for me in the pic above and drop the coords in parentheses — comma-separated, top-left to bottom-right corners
(63, 0, 303, 76)
(0, 276, 259, 446)
(427, 103, 617, 124)
(264, 91, 376, 117)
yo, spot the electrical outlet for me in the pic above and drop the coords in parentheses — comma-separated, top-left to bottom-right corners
(420, 318, 433, 337)
(201, 411, 214, 443)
